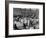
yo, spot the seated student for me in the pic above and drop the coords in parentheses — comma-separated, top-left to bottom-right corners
(14, 19, 24, 30)
(32, 19, 39, 29)
(13, 19, 19, 30)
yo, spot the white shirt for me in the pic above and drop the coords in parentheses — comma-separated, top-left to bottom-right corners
(14, 21, 23, 27)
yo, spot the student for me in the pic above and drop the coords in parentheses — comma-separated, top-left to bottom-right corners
(14, 20, 24, 30)
(23, 17, 28, 29)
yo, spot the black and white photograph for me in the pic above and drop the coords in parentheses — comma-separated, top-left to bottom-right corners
(6, 1, 45, 37)
(13, 8, 39, 30)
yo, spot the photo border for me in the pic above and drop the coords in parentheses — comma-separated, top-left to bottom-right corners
(5, 1, 45, 38)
